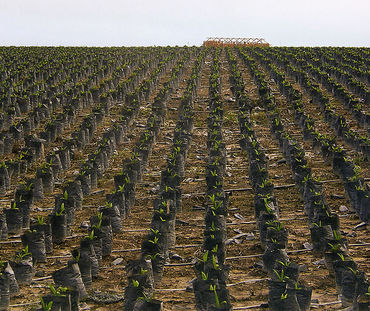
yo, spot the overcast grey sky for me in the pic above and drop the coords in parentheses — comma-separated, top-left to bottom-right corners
(0, 0, 369, 46)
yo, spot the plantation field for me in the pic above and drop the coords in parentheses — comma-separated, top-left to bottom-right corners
(0, 46, 369, 311)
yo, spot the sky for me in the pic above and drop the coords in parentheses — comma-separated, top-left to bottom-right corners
(0, 0, 369, 47)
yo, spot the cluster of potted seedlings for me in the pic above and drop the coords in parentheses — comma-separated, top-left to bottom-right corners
(0, 48, 172, 196)
(42, 50, 194, 311)
(291, 52, 369, 132)
(0, 49, 174, 241)
(0, 46, 148, 167)
(0, 48, 154, 193)
(240, 48, 370, 310)
(252, 47, 370, 160)
(0, 47, 172, 131)
(304, 49, 370, 105)
(193, 49, 232, 311)
(247, 48, 370, 225)
(316, 47, 370, 85)
(288, 47, 369, 107)
(0, 45, 368, 310)
(272, 48, 369, 151)
(262, 47, 370, 124)
(0, 48, 193, 310)
(123, 48, 207, 311)
(109, 50, 192, 227)
(0, 47, 109, 131)
(226, 48, 312, 311)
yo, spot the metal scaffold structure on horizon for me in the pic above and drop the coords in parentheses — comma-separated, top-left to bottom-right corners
(203, 37, 270, 47)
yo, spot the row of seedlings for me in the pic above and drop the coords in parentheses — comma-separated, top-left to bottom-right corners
(0, 49, 188, 310)
(193, 48, 232, 311)
(240, 49, 370, 310)
(123, 48, 207, 311)
(246, 48, 370, 224)
(0, 48, 168, 241)
(43, 49, 194, 311)
(105, 47, 193, 229)
(227, 48, 312, 311)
